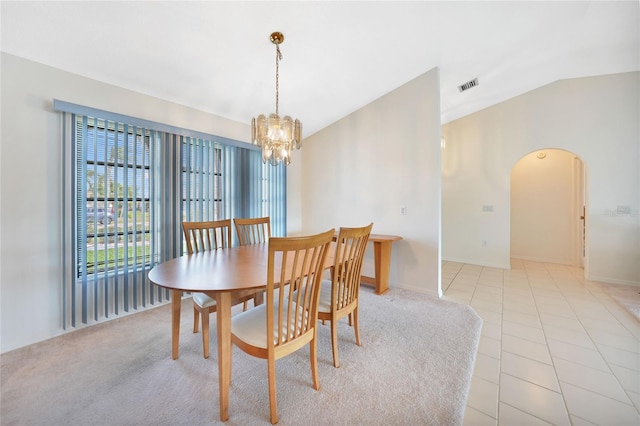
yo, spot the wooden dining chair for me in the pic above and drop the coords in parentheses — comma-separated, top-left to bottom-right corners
(182, 220, 258, 359)
(318, 223, 373, 367)
(230, 228, 335, 424)
(234, 216, 271, 246)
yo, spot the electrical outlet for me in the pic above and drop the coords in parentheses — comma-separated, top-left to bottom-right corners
(482, 205, 494, 212)
(617, 205, 631, 214)
(400, 206, 407, 216)
(482, 240, 487, 247)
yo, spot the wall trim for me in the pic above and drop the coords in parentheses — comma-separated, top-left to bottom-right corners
(585, 274, 640, 287)
(442, 257, 511, 270)
(510, 255, 581, 267)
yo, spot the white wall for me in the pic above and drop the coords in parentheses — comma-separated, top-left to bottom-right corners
(291, 68, 442, 296)
(3, 52, 637, 354)
(442, 72, 640, 286)
(0, 53, 251, 353)
(511, 149, 579, 265)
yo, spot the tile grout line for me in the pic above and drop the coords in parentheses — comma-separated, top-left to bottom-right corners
(534, 262, 573, 424)
(458, 260, 640, 425)
(557, 272, 640, 410)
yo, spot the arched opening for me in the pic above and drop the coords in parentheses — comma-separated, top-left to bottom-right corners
(510, 149, 586, 267)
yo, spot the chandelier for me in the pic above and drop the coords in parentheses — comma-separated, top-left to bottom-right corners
(251, 32, 302, 166)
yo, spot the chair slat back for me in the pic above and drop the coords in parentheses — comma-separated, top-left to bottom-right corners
(267, 229, 334, 349)
(234, 217, 271, 246)
(332, 223, 373, 310)
(182, 220, 232, 254)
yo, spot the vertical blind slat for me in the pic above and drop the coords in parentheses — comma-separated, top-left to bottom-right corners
(122, 123, 130, 311)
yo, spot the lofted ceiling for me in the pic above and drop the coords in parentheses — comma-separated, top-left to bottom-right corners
(2, 1, 639, 137)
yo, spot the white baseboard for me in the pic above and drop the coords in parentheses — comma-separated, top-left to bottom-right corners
(440, 257, 640, 287)
(392, 283, 440, 298)
(510, 255, 581, 267)
(586, 274, 640, 287)
(441, 257, 511, 270)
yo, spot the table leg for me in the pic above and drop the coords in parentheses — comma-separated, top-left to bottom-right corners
(361, 241, 393, 294)
(254, 290, 264, 306)
(216, 292, 232, 421)
(171, 289, 181, 360)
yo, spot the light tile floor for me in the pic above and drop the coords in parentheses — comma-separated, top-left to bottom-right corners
(441, 259, 640, 426)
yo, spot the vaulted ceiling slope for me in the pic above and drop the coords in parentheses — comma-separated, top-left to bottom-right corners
(2, 1, 639, 136)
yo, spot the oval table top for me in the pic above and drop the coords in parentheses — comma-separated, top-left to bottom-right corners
(149, 242, 337, 294)
(148, 244, 271, 293)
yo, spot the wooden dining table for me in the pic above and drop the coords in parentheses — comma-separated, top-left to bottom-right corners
(147, 243, 335, 421)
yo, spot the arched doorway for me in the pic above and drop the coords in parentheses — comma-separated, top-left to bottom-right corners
(510, 149, 586, 267)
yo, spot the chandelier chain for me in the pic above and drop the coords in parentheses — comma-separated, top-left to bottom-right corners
(275, 44, 282, 115)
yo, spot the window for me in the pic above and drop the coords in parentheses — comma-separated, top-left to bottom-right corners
(58, 101, 286, 328)
(78, 118, 154, 277)
(181, 137, 222, 223)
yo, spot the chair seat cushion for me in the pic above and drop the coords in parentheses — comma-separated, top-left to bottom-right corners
(316, 279, 357, 314)
(317, 280, 332, 314)
(231, 301, 308, 349)
(193, 292, 216, 309)
(291, 279, 332, 313)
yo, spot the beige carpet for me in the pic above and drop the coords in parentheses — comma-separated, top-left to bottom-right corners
(1, 287, 482, 425)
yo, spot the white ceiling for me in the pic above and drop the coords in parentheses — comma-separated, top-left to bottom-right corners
(2, 1, 639, 137)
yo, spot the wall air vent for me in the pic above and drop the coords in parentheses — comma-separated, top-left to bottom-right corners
(458, 78, 479, 93)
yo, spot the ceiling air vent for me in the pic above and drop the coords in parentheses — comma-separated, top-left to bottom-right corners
(458, 78, 479, 93)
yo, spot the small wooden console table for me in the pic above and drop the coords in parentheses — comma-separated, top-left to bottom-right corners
(357, 233, 402, 294)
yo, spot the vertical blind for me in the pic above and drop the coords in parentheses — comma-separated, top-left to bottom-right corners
(57, 100, 286, 329)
